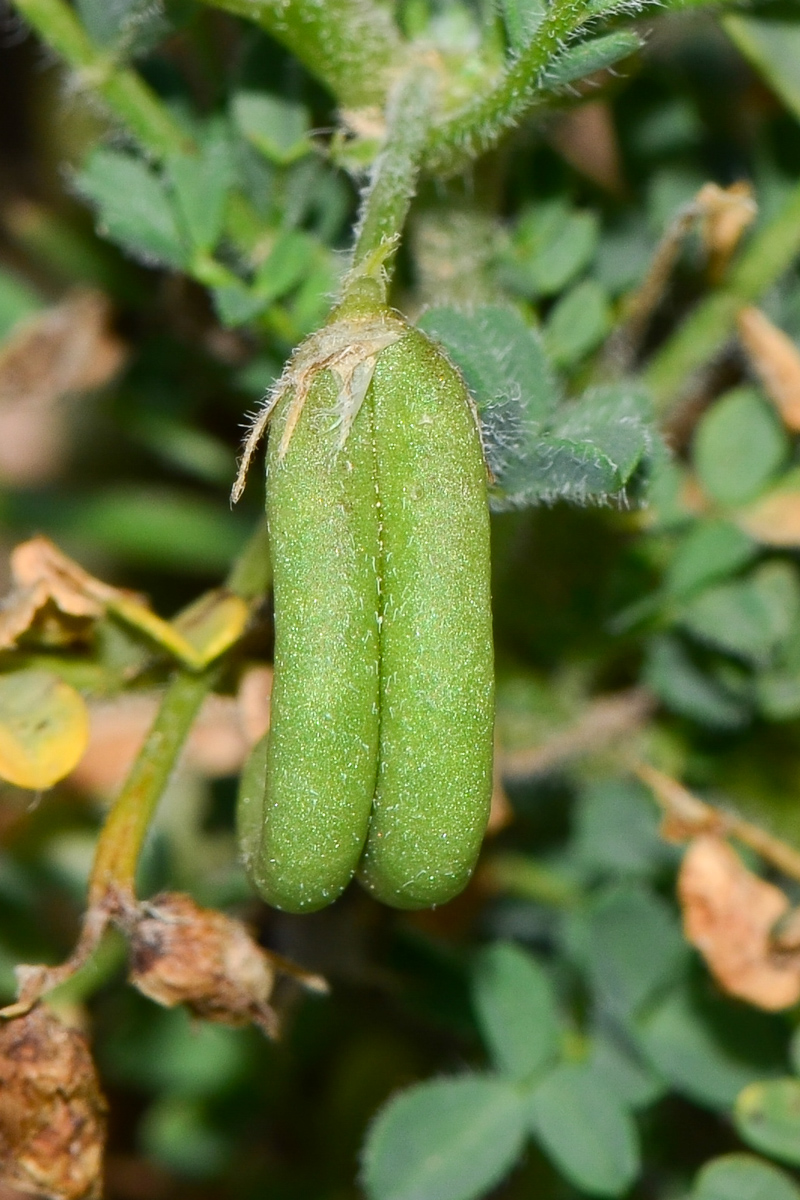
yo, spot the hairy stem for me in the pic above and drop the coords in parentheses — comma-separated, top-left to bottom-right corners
(423, 0, 589, 176)
(11, 0, 189, 158)
(348, 66, 438, 294)
(645, 180, 800, 410)
(195, 0, 405, 109)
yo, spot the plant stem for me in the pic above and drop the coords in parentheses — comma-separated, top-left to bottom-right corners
(347, 67, 438, 294)
(195, 0, 405, 110)
(88, 667, 216, 904)
(87, 519, 272, 906)
(11, 0, 189, 158)
(634, 760, 800, 885)
(423, 0, 588, 176)
(645, 180, 800, 410)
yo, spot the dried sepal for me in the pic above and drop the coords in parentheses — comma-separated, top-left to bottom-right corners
(0, 1005, 107, 1200)
(232, 309, 405, 501)
(126, 892, 327, 1037)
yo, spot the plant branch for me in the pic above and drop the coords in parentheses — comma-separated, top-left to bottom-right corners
(11, 0, 189, 158)
(346, 66, 438, 297)
(195, 0, 405, 110)
(422, 0, 591, 176)
(645, 179, 800, 411)
(633, 760, 800, 886)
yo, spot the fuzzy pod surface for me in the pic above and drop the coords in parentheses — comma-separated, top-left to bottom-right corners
(357, 327, 495, 908)
(238, 367, 381, 913)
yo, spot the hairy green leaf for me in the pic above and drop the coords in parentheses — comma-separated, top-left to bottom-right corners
(362, 1076, 527, 1200)
(471, 942, 560, 1081)
(528, 1062, 640, 1196)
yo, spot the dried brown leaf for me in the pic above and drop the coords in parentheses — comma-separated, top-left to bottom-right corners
(737, 489, 800, 547)
(678, 835, 800, 1011)
(548, 101, 624, 194)
(0, 1005, 107, 1200)
(738, 306, 800, 431)
(0, 290, 126, 486)
(0, 536, 144, 651)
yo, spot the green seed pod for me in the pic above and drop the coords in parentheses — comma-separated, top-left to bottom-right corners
(238, 366, 381, 913)
(237, 306, 493, 913)
(357, 328, 495, 908)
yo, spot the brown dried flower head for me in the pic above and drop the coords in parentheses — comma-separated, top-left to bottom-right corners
(127, 892, 280, 1037)
(0, 1005, 107, 1200)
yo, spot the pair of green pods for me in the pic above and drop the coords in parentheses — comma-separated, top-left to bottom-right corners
(238, 307, 494, 912)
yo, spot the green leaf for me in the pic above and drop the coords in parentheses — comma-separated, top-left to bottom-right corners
(693, 387, 788, 508)
(545, 31, 642, 89)
(735, 1080, 800, 1167)
(505, 202, 599, 298)
(500, 0, 545, 53)
(791, 1026, 800, 1075)
(638, 986, 786, 1111)
(212, 287, 268, 329)
(543, 279, 611, 368)
(76, 149, 188, 269)
(232, 92, 311, 165)
(724, 17, 800, 123)
(528, 1062, 640, 1196)
(576, 886, 686, 1018)
(587, 1033, 666, 1110)
(665, 521, 758, 599)
(253, 230, 317, 305)
(573, 778, 669, 877)
(361, 1076, 527, 1200)
(488, 384, 654, 509)
(418, 305, 558, 426)
(644, 635, 751, 729)
(693, 1154, 800, 1200)
(168, 127, 235, 254)
(680, 562, 800, 666)
(549, 386, 653, 485)
(471, 942, 560, 1081)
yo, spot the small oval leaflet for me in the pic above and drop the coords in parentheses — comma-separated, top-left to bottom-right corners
(0, 668, 90, 789)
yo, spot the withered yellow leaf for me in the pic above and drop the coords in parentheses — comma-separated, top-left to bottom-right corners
(0, 669, 89, 789)
(171, 588, 250, 663)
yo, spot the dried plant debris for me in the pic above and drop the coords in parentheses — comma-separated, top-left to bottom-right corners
(738, 306, 800, 431)
(125, 892, 326, 1037)
(0, 535, 144, 650)
(678, 835, 800, 1011)
(0, 1005, 107, 1200)
(0, 290, 126, 487)
(697, 181, 757, 279)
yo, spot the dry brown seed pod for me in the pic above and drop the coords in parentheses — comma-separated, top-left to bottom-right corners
(0, 1005, 107, 1200)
